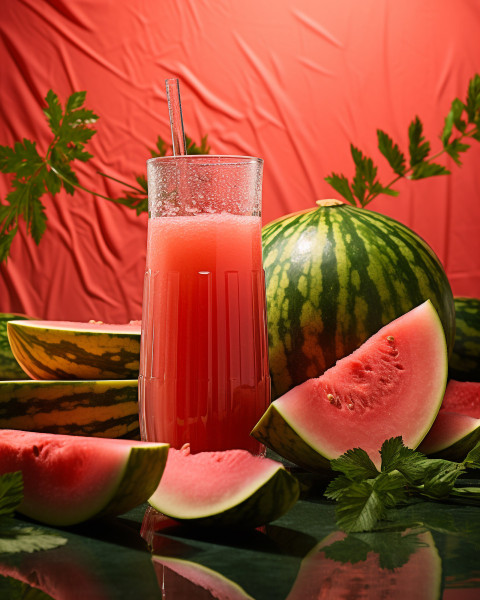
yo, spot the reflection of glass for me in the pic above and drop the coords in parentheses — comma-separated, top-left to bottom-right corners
(139, 156, 270, 454)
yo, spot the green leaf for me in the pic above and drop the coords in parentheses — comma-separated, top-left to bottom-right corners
(420, 461, 466, 498)
(150, 136, 169, 158)
(377, 130, 406, 176)
(330, 447, 379, 481)
(66, 90, 87, 112)
(43, 90, 63, 135)
(463, 441, 480, 468)
(324, 475, 356, 500)
(408, 117, 430, 167)
(334, 481, 386, 533)
(0, 519, 67, 554)
(186, 134, 211, 155)
(0, 139, 42, 176)
(324, 173, 355, 205)
(445, 138, 471, 165)
(0, 473, 23, 518)
(465, 74, 480, 122)
(442, 98, 467, 146)
(379, 437, 428, 483)
(30, 198, 48, 245)
(410, 161, 450, 180)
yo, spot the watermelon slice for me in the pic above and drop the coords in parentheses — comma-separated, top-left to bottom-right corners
(252, 301, 448, 470)
(7, 320, 141, 380)
(148, 444, 300, 528)
(0, 430, 168, 526)
(419, 380, 480, 461)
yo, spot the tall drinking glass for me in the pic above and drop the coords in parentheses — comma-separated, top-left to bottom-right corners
(139, 156, 270, 454)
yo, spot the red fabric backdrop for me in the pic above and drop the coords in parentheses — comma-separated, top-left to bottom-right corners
(1, 0, 479, 322)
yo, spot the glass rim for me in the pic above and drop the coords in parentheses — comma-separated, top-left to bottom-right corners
(147, 155, 263, 166)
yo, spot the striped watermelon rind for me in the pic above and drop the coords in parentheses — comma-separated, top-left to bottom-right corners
(262, 200, 455, 399)
(7, 320, 141, 380)
(0, 313, 33, 380)
(0, 379, 140, 439)
(449, 297, 480, 382)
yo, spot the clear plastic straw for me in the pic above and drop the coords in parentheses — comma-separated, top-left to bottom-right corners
(165, 78, 187, 156)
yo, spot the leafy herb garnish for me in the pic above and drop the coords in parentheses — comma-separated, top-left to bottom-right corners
(325, 437, 480, 533)
(0, 89, 210, 262)
(325, 73, 480, 207)
(0, 472, 67, 555)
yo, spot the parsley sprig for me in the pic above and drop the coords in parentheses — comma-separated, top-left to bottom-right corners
(325, 73, 480, 207)
(0, 89, 210, 262)
(0, 471, 67, 554)
(325, 437, 480, 533)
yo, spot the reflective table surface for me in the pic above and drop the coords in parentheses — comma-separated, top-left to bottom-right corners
(1, 475, 479, 599)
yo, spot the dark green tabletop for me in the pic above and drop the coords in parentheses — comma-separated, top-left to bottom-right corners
(0, 475, 479, 600)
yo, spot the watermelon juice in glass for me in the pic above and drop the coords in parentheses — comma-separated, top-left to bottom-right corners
(139, 156, 270, 454)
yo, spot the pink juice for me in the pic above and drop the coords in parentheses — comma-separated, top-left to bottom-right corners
(139, 213, 271, 453)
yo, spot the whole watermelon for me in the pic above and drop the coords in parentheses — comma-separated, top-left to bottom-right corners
(262, 199, 455, 400)
(449, 296, 480, 382)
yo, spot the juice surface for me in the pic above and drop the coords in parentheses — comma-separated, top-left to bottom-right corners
(139, 213, 270, 453)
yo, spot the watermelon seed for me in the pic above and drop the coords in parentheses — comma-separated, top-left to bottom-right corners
(347, 402, 354, 410)
(327, 393, 336, 404)
(387, 336, 395, 342)
(32, 445, 39, 457)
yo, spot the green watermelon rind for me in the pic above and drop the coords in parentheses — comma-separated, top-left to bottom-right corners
(7, 320, 140, 381)
(251, 405, 332, 471)
(419, 414, 480, 462)
(0, 379, 140, 439)
(96, 444, 169, 520)
(149, 464, 300, 529)
(449, 297, 480, 382)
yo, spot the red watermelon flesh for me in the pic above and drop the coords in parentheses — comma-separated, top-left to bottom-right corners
(148, 443, 300, 528)
(252, 301, 448, 470)
(0, 430, 168, 526)
(419, 381, 480, 458)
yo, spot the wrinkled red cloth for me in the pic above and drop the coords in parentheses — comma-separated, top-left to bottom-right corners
(1, 0, 479, 322)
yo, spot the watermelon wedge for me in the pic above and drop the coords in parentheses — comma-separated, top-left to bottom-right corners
(419, 380, 480, 461)
(0, 430, 168, 526)
(148, 444, 300, 528)
(7, 320, 141, 380)
(252, 301, 448, 470)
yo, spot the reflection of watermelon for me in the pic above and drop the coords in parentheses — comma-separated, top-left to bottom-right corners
(286, 530, 441, 599)
(262, 200, 455, 399)
(7, 320, 141, 380)
(252, 301, 447, 470)
(0, 313, 33, 380)
(153, 556, 255, 600)
(419, 380, 480, 461)
(449, 297, 480, 382)
(0, 430, 168, 526)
